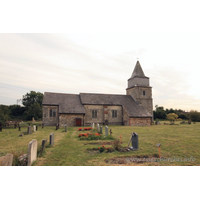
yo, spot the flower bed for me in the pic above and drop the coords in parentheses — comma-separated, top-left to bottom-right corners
(78, 127, 92, 131)
(98, 145, 114, 153)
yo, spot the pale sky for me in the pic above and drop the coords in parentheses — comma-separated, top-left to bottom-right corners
(0, 0, 200, 112)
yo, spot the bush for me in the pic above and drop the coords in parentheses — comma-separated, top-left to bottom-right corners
(11, 151, 28, 166)
(112, 139, 121, 151)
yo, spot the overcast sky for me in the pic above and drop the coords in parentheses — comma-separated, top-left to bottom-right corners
(0, 0, 200, 111)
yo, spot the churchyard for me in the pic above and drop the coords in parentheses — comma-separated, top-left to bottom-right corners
(0, 121, 200, 166)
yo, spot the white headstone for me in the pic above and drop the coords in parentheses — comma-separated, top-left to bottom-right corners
(33, 125, 36, 132)
(28, 139, 37, 166)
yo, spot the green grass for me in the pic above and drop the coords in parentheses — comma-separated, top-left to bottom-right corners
(0, 121, 200, 166)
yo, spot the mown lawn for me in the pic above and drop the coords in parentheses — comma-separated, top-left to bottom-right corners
(0, 122, 200, 166)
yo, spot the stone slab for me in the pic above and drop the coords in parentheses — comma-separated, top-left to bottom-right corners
(27, 126, 32, 134)
(0, 154, 13, 166)
(50, 133, 54, 145)
(28, 139, 37, 166)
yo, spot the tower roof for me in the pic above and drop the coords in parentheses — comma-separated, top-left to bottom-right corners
(130, 61, 147, 78)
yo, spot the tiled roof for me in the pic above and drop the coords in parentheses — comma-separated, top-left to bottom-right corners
(130, 60, 148, 78)
(42, 92, 86, 114)
(43, 92, 152, 117)
(80, 93, 151, 117)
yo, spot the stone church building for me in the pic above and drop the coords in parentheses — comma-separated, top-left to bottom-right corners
(42, 61, 153, 126)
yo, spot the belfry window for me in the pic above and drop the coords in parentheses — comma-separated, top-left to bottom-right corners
(143, 91, 145, 96)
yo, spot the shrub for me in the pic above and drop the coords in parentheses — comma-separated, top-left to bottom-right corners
(112, 139, 121, 151)
(11, 151, 28, 166)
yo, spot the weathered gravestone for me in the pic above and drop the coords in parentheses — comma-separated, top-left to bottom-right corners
(27, 126, 32, 134)
(97, 123, 100, 132)
(105, 126, 108, 136)
(65, 125, 67, 132)
(0, 154, 13, 166)
(28, 139, 37, 166)
(33, 125, 36, 132)
(50, 133, 54, 145)
(92, 123, 94, 129)
(100, 126, 102, 134)
(40, 139, 47, 155)
(131, 132, 139, 150)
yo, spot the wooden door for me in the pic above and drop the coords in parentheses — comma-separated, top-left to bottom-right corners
(75, 118, 82, 126)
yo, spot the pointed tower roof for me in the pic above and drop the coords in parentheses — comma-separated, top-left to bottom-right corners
(130, 61, 147, 78)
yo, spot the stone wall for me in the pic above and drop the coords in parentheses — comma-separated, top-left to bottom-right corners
(43, 105, 59, 126)
(129, 117, 151, 126)
(126, 86, 153, 120)
(59, 114, 84, 126)
(84, 105, 123, 125)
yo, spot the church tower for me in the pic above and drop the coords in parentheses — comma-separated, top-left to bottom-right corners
(126, 61, 153, 120)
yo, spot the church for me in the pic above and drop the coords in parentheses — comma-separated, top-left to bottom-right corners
(42, 61, 153, 126)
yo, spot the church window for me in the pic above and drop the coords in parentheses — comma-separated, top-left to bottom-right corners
(112, 110, 117, 118)
(92, 110, 97, 118)
(50, 109, 56, 117)
(143, 91, 145, 96)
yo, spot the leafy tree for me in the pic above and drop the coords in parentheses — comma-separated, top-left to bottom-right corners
(166, 113, 178, 124)
(9, 105, 25, 120)
(22, 91, 44, 120)
(0, 105, 10, 126)
(154, 106, 166, 119)
(22, 91, 43, 108)
(189, 110, 200, 122)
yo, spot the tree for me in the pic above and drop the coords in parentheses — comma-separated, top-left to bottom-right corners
(189, 110, 200, 122)
(166, 113, 178, 124)
(22, 91, 44, 120)
(0, 105, 10, 126)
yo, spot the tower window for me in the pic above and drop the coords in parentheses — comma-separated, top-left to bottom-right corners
(143, 91, 145, 96)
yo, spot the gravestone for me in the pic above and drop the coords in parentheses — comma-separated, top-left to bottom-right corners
(36, 126, 38, 131)
(40, 139, 47, 155)
(92, 123, 94, 129)
(65, 125, 67, 132)
(50, 133, 54, 145)
(19, 126, 21, 131)
(28, 139, 37, 166)
(0, 126, 2, 132)
(131, 132, 139, 150)
(27, 126, 32, 134)
(0, 154, 13, 166)
(97, 123, 100, 132)
(105, 126, 108, 136)
(33, 125, 36, 132)
(100, 126, 102, 134)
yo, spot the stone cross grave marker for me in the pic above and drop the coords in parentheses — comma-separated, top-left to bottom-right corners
(28, 139, 37, 166)
(50, 133, 54, 145)
(0, 154, 13, 166)
(27, 126, 32, 134)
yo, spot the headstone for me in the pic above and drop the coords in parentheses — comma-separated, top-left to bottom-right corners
(97, 123, 100, 132)
(65, 125, 67, 132)
(0, 154, 13, 166)
(42, 123, 44, 129)
(33, 125, 36, 132)
(36, 126, 38, 131)
(100, 126, 102, 134)
(27, 126, 32, 134)
(19, 126, 21, 131)
(50, 133, 54, 145)
(92, 123, 94, 129)
(131, 132, 139, 150)
(105, 126, 108, 136)
(40, 139, 47, 155)
(0, 126, 2, 132)
(28, 139, 37, 166)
